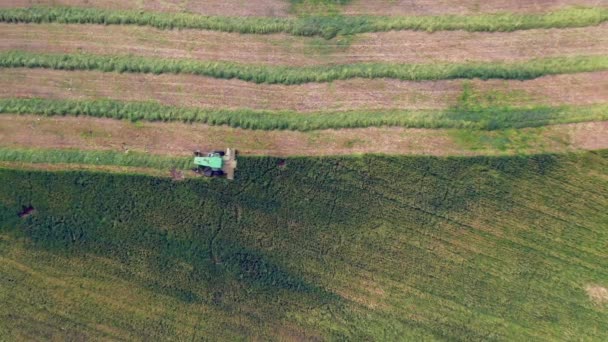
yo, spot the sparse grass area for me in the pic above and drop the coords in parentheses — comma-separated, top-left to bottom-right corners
(1, 152, 607, 339)
(1, 98, 606, 131)
(0, 6, 606, 38)
(2, 51, 607, 84)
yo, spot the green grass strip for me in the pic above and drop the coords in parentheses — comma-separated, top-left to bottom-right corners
(1, 98, 606, 131)
(0, 6, 607, 38)
(2, 51, 608, 84)
(0, 147, 190, 170)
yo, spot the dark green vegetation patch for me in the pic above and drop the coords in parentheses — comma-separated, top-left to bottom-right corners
(1, 152, 607, 339)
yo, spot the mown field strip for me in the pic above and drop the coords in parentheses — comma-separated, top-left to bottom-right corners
(2, 0, 291, 17)
(3, 0, 603, 16)
(0, 7, 607, 38)
(2, 51, 608, 84)
(1, 23, 606, 66)
(2, 69, 606, 112)
(0, 23, 608, 66)
(343, 0, 608, 16)
(1, 115, 606, 161)
(2, 98, 607, 131)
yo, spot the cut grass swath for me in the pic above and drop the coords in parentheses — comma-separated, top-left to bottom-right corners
(0, 147, 190, 170)
(0, 6, 607, 38)
(1, 51, 608, 84)
(0, 98, 606, 131)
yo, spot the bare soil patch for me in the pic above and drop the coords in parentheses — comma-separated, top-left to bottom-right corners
(585, 284, 608, 305)
(170, 168, 184, 181)
(564, 121, 608, 150)
(1, 23, 606, 66)
(1, 69, 606, 112)
(344, 0, 607, 16)
(0, 115, 606, 158)
(1, 0, 289, 17)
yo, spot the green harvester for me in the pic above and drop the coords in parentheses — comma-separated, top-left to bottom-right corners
(193, 148, 237, 179)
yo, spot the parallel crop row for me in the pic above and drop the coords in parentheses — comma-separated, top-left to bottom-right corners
(0, 7, 606, 38)
(1, 98, 606, 131)
(2, 51, 607, 84)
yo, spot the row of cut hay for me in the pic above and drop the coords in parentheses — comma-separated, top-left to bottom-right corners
(2, 51, 608, 84)
(1, 98, 606, 131)
(0, 6, 606, 38)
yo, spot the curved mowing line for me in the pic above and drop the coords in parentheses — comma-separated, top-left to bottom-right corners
(1, 51, 608, 84)
(0, 6, 607, 38)
(1, 98, 607, 131)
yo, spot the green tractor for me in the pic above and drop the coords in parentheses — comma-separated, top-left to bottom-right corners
(193, 148, 237, 179)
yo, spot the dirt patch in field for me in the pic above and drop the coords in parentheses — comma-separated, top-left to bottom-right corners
(343, 0, 607, 16)
(0, 115, 606, 158)
(560, 121, 608, 150)
(1, 23, 606, 66)
(1, 0, 289, 17)
(585, 284, 608, 305)
(1, 69, 606, 112)
(170, 168, 184, 181)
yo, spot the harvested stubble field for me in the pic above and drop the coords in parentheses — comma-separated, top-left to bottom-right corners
(342, 0, 608, 16)
(1, 69, 606, 112)
(0, 1, 607, 340)
(1, 23, 606, 65)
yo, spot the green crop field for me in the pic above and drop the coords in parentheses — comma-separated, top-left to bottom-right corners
(1, 0, 607, 340)
(1, 152, 607, 340)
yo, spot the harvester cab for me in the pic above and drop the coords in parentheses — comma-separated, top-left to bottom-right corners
(193, 148, 237, 180)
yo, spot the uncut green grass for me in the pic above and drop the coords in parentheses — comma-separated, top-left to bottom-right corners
(0, 6, 607, 38)
(1, 152, 607, 340)
(1, 98, 606, 131)
(2, 51, 607, 84)
(0, 147, 190, 170)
